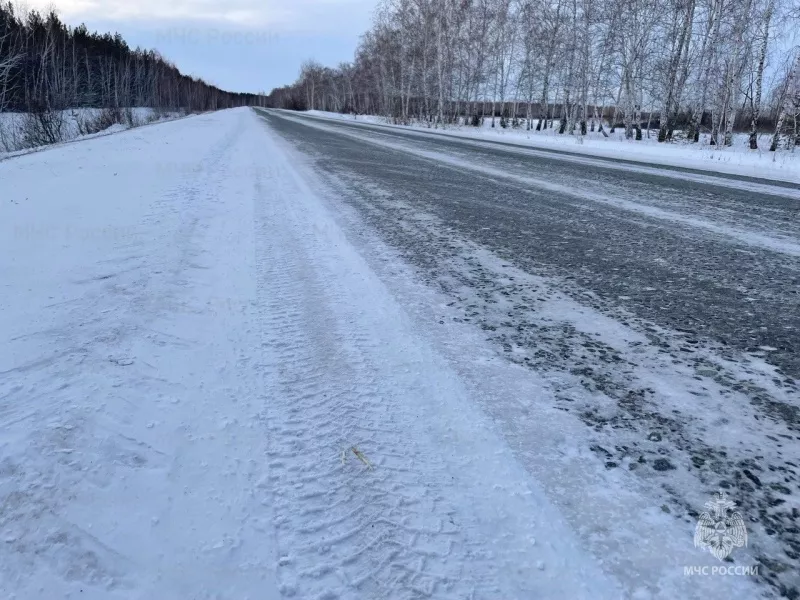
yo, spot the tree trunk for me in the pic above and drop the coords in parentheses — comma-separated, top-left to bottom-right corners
(749, 0, 773, 149)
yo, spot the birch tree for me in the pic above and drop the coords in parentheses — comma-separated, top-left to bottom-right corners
(268, 0, 799, 152)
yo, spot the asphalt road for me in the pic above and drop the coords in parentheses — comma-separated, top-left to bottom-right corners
(257, 108, 800, 597)
(260, 109, 799, 380)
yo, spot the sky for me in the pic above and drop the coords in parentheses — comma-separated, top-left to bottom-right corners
(24, 0, 378, 94)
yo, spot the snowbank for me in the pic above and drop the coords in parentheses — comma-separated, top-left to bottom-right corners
(0, 107, 185, 155)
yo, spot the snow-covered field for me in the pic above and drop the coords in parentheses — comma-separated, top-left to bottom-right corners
(305, 109, 800, 184)
(0, 108, 183, 156)
(0, 108, 771, 598)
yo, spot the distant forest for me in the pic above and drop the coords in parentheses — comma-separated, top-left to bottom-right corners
(0, 2, 261, 114)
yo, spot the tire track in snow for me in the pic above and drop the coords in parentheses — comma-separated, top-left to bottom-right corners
(252, 109, 774, 599)
(254, 171, 468, 599)
(250, 117, 622, 599)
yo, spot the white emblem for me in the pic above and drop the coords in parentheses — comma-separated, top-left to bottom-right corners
(694, 491, 747, 561)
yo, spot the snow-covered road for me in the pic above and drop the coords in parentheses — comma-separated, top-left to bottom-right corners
(0, 108, 775, 599)
(261, 109, 796, 598)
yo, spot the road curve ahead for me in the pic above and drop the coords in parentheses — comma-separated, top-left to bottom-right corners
(257, 108, 800, 598)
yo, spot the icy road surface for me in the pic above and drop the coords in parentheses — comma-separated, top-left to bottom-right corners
(257, 108, 799, 598)
(0, 106, 788, 599)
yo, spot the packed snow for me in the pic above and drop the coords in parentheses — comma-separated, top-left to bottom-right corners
(0, 107, 772, 598)
(263, 106, 798, 598)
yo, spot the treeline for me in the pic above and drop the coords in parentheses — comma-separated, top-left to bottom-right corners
(0, 2, 263, 114)
(267, 0, 800, 150)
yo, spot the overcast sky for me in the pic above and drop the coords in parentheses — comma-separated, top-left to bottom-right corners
(25, 0, 377, 93)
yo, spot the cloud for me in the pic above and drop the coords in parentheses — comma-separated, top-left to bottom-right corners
(19, 0, 377, 92)
(26, 0, 375, 33)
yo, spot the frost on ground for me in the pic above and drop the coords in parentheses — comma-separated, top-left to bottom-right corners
(304, 109, 800, 185)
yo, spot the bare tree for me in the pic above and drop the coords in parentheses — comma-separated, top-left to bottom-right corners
(1, 3, 265, 151)
(267, 0, 799, 156)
